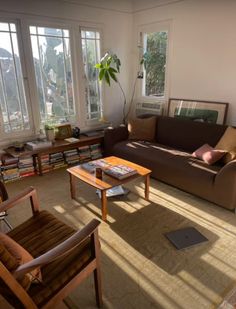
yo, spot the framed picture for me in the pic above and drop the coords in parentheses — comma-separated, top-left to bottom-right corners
(167, 98, 228, 125)
(55, 124, 72, 140)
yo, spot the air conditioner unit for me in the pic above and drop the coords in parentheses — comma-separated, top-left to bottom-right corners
(136, 102, 163, 116)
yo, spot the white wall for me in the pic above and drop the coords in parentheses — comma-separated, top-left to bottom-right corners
(134, 0, 236, 125)
(0, 0, 133, 127)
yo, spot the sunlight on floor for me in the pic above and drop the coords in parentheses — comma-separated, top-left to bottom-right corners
(5, 169, 236, 309)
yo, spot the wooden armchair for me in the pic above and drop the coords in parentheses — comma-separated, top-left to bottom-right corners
(0, 187, 102, 308)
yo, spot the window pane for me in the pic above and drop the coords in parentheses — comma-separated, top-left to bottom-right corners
(0, 23, 9, 31)
(30, 26, 75, 124)
(143, 31, 168, 97)
(29, 26, 36, 34)
(81, 30, 102, 120)
(85, 31, 95, 39)
(63, 29, 69, 37)
(0, 22, 29, 133)
(37, 27, 62, 37)
(10, 23, 16, 32)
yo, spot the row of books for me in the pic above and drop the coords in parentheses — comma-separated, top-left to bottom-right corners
(0, 155, 35, 182)
(0, 144, 103, 180)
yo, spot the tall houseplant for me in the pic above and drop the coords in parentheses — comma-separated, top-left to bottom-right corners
(95, 52, 146, 124)
(95, 52, 127, 124)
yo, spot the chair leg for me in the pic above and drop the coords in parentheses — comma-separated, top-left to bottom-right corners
(3, 218, 12, 230)
(92, 229, 103, 307)
(94, 267, 102, 308)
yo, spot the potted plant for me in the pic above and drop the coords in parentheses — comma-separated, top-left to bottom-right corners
(95, 52, 145, 124)
(44, 123, 55, 141)
(95, 52, 127, 124)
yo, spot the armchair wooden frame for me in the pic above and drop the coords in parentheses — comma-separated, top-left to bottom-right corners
(0, 187, 102, 308)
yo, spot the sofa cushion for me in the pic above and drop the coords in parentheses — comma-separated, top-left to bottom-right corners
(112, 140, 221, 200)
(155, 116, 227, 152)
(192, 144, 226, 165)
(215, 127, 236, 163)
(128, 117, 156, 141)
(225, 147, 236, 163)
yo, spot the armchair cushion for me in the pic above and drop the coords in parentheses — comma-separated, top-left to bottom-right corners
(0, 243, 31, 290)
(7, 210, 76, 257)
(3, 210, 93, 308)
(29, 238, 92, 307)
(0, 233, 42, 285)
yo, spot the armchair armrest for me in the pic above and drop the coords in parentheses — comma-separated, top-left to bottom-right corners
(13, 218, 101, 279)
(104, 125, 129, 156)
(0, 187, 39, 215)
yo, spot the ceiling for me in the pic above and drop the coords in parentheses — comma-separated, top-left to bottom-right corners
(56, 0, 185, 13)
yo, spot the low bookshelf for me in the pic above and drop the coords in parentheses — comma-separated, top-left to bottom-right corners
(1, 134, 103, 181)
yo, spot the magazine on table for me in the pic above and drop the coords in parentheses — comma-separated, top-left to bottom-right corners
(81, 159, 111, 173)
(104, 164, 137, 180)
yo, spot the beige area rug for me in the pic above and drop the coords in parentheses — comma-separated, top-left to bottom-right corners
(2, 167, 236, 309)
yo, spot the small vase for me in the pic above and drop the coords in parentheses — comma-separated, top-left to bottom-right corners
(45, 129, 55, 141)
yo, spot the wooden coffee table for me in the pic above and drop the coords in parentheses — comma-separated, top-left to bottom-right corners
(67, 156, 151, 221)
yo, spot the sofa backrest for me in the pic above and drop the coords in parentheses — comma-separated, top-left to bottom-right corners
(155, 116, 227, 152)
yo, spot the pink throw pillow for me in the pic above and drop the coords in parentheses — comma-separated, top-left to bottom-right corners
(192, 144, 226, 165)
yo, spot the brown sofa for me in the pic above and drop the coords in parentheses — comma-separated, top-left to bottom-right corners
(104, 116, 236, 210)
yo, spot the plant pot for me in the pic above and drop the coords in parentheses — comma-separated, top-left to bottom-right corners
(45, 129, 55, 141)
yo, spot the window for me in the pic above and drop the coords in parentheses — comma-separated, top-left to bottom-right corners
(0, 22, 29, 133)
(81, 30, 102, 120)
(0, 19, 104, 142)
(29, 26, 75, 124)
(142, 30, 168, 97)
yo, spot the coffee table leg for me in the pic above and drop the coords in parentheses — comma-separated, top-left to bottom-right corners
(145, 174, 150, 200)
(70, 174, 76, 199)
(101, 190, 107, 221)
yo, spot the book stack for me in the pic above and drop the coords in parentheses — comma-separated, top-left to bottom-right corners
(50, 152, 65, 169)
(38, 154, 52, 174)
(79, 146, 91, 162)
(26, 139, 52, 150)
(104, 164, 137, 180)
(1, 155, 20, 182)
(64, 149, 80, 165)
(90, 144, 102, 160)
(18, 156, 35, 178)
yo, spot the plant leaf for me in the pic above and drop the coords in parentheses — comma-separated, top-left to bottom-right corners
(109, 70, 117, 82)
(95, 63, 102, 69)
(104, 71, 110, 86)
(109, 67, 118, 73)
(99, 68, 105, 81)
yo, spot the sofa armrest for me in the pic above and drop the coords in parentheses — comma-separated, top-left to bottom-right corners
(103, 125, 129, 156)
(214, 160, 236, 209)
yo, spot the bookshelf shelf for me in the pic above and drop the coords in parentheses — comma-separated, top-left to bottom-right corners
(1, 134, 103, 181)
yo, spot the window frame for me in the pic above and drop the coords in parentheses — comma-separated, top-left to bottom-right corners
(0, 18, 35, 140)
(0, 14, 105, 146)
(80, 26, 103, 124)
(137, 20, 171, 104)
(23, 19, 79, 129)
